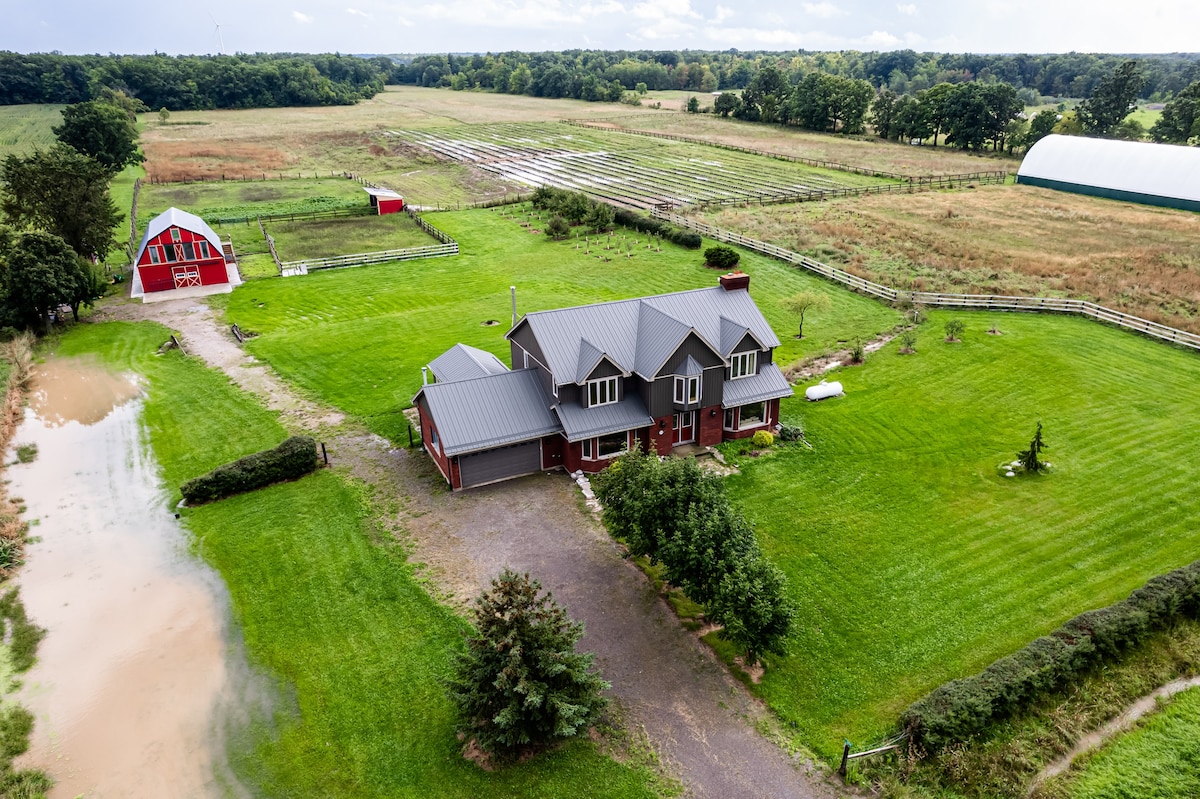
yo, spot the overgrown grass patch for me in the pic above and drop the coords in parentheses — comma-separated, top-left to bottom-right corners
(266, 213, 438, 261)
(62, 319, 666, 799)
(223, 208, 898, 443)
(726, 310, 1200, 759)
(137, 177, 365, 225)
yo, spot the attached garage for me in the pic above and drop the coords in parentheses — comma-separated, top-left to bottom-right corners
(458, 440, 543, 488)
(1018, 134, 1200, 212)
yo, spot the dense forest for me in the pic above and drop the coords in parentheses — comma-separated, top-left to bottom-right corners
(388, 49, 1200, 104)
(0, 52, 390, 108)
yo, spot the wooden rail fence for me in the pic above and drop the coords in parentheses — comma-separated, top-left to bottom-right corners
(651, 210, 1200, 353)
(562, 119, 1009, 186)
(278, 205, 459, 277)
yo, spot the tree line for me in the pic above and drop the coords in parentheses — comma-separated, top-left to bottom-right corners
(0, 52, 388, 109)
(391, 49, 1199, 105)
(0, 94, 141, 332)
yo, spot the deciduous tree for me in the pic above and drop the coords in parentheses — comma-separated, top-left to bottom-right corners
(448, 569, 608, 758)
(1150, 80, 1200, 145)
(0, 232, 81, 332)
(781, 291, 832, 339)
(1077, 60, 1145, 138)
(53, 99, 142, 171)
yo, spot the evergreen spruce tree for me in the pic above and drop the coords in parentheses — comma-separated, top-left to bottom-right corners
(449, 569, 608, 759)
(1017, 421, 1048, 473)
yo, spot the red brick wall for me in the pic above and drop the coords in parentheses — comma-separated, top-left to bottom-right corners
(696, 405, 723, 446)
(649, 416, 673, 455)
(722, 398, 781, 440)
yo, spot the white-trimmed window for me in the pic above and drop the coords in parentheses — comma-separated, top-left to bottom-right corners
(724, 408, 736, 430)
(170, 228, 181, 242)
(182, 241, 196, 260)
(429, 425, 440, 451)
(674, 375, 701, 405)
(148, 246, 161, 264)
(581, 438, 593, 459)
(730, 351, 757, 379)
(582, 431, 631, 460)
(197, 241, 210, 259)
(724, 402, 768, 431)
(587, 376, 619, 407)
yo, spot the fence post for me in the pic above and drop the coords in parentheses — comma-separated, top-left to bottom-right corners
(839, 741, 851, 776)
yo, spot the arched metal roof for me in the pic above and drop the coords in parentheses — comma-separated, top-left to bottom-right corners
(1017, 135, 1200, 212)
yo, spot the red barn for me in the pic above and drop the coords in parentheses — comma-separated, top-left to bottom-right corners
(363, 186, 405, 214)
(131, 207, 242, 302)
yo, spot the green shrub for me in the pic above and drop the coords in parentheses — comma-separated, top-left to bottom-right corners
(777, 423, 803, 442)
(849, 338, 865, 364)
(751, 430, 774, 448)
(901, 558, 1200, 750)
(180, 435, 318, 505)
(704, 245, 740, 269)
(544, 215, 570, 240)
(612, 208, 702, 249)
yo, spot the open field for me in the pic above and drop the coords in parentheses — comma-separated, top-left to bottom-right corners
(1047, 686, 1200, 799)
(266, 214, 437, 260)
(0, 103, 62, 158)
(394, 122, 892, 209)
(56, 320, 664, 799)
(721, 308, 1200, 758)
(138, 86, 674, 198)
(219, 207, 901, 443)
(689, 184, 1200, 333)
(137, 176, 367, 223)
(599, 112, 1017, 177)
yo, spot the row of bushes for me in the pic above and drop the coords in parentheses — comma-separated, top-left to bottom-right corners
(612, 208, 703, 250)
(181, 436, 319, 505)
(592, 449, 794, 665)
(529, 187, 614, 232)
(901, 558, 1200, 750)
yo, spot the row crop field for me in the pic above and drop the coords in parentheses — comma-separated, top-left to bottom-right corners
(392, 122, 895, 209)
(0, 103, 62, 158)
(218, 208, 1200, 773)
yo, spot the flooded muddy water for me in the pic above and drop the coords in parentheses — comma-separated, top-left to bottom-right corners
(9, 357, 259, 798)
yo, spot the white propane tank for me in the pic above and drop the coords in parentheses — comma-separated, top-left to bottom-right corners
(805, 380, 844, 401)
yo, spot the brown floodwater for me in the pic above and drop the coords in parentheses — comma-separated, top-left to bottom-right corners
(9, 357, 263, 798)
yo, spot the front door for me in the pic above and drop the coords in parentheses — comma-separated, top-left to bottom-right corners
(672, 411, 695, 445)
(172, 265, 201, 288)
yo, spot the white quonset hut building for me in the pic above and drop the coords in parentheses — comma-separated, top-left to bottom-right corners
(1017, 134, 1200, 213)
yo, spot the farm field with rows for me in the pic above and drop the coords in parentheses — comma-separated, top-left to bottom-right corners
(0, 103, 62, 158)
(393, 122, 894, 209)
(688, 184, 1200, 334)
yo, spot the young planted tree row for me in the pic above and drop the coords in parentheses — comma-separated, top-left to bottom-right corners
(594, 450, 795, 665)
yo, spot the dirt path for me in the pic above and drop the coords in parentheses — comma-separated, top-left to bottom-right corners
(1029, 674, 1200, 794)
(99, 296, 843, 799)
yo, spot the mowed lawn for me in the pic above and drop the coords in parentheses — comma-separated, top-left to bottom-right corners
(222, 209, 900, 442)
(1055, 686, 1200, 799)
(725, 310, 1200, 758)
(55, 321, 664, 799)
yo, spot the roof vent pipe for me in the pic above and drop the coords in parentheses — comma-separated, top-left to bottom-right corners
(421, 366, 428, 386)
(511, 285, 517, 328)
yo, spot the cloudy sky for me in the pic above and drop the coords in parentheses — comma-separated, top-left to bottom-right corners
(4, 0, 1199, 55)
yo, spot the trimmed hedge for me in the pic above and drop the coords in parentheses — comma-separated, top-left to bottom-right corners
(612, 208, 702, 250)
(181, 436, 319, 505)
(704, 245, 741, 270)
(901, 559, 1200, 750)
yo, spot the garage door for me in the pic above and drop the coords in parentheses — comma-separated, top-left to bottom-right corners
(459, 440, 542, 488)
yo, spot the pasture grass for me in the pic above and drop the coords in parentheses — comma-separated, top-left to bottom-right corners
(265, 213, 438, 261)
(1047, 685, 1200, 799)
(0, 104, 62, 158)
(690, 185, 1200, 333)
(57, 320, 666, 799)
(722, 309, 1200, 759)
(137, 177, 365, 224)
(221, 207, 900, 443)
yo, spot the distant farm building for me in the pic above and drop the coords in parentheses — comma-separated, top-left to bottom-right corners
(1018, 134, 1200, 212)
(132, 208, 242, 302)
(363, 186, 405, 215)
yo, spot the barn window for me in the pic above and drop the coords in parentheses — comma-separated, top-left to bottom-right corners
(182, 242, 196, 260)
(197, 241, 210, 259)
(148, 246, 161, 264)
(163, 244, 178, 262)
(170, 228, 181, 242)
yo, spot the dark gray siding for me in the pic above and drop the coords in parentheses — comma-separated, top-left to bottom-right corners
(645, 376, 674, 417)
(733, 332, 761, 357)
(761, 348, 773, 366)
(587, 359, 624, 381)
(558, 382, 579, 404)
(509, 323, 548, 368)
(655, 333, 723, 378)
(701, 366, 723, 405)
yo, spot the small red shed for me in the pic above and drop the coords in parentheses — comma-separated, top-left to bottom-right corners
(363, 186, 405, 215)
(131, 208, 242, 302)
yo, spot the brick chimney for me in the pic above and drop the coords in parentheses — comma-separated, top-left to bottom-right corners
(719, 270, 750, 292)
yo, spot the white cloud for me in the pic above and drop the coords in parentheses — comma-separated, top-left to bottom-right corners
(346, 7, 371, 18)
(863, 29, 901, 47)
(416, 0, 583, 29)
(711, 4, 735, 23)
(580, 0, 627, 16)
(896, 3, 918, 15)
(802, 2, 844, 19)
(630, 0, 700, 21)
(292, 10, 313, 23)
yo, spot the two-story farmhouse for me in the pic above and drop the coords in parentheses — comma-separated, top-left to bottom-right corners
(413, 272, 793, 490)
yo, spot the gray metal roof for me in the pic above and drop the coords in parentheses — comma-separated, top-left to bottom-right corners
(363, 186, 404, 199)
(511, 285, 780, 387)
(428, 344, 509, 383)
(134, 207, 223, 266)
(413, 369, 559, 456)
(554, 395, 654, 442)
(676, 355, 705, 376)
(1018, 135, 1200, 203)
(721, 364, 794, 408)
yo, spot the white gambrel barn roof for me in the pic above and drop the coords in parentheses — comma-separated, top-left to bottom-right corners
(134, 207, 224, 264)
(1018, 135, 1200, 212)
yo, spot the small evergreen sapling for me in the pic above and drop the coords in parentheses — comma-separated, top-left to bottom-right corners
(449, 569, 608, 759)
(1017, 421, 1048, 473)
